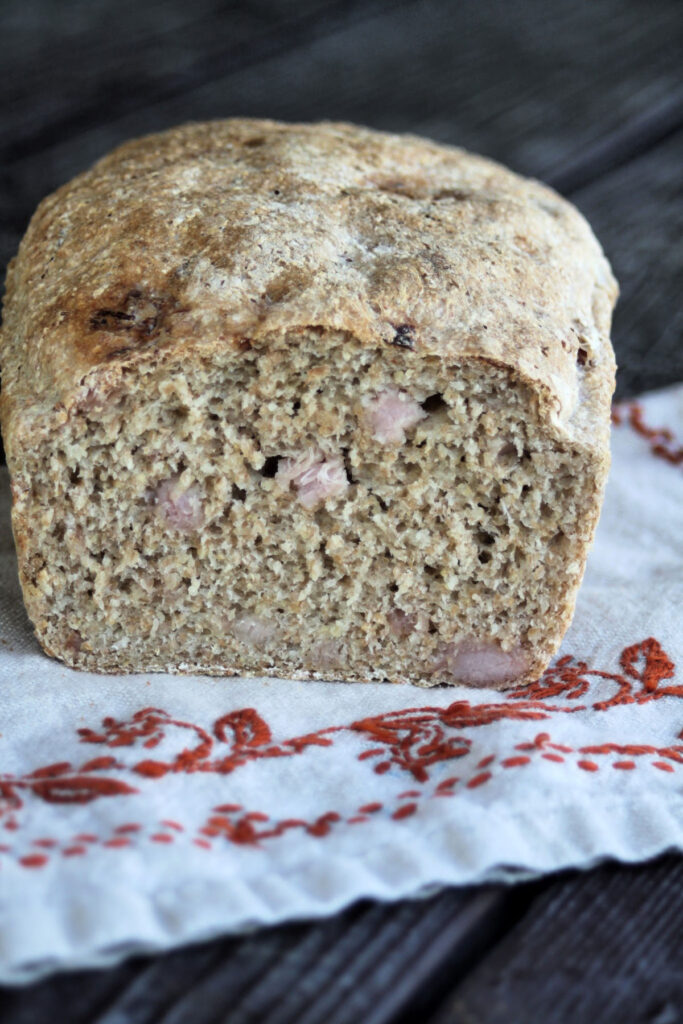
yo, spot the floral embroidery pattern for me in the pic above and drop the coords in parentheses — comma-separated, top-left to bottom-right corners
(612, 401, 683, 466)
(0, 638, 680, 868)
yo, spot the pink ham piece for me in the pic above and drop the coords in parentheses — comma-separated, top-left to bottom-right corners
(308, 638, 345, 670)
(432, 638, 528, 687)
(230, 613, 278, 648)
(387, 607, 428, 638)
(362, 387, 427, 445)
(275, 449, 349, 509)
(154, 476, 205, 532)
(387, 608, 418, 638)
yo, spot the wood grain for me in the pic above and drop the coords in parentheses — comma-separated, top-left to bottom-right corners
(431, 856, 683, 1024)
(3, 0, 681, 174)
(573, 129, 683, 398)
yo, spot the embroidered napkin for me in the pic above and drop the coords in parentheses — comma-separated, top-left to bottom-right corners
(0, 386, 681, 985)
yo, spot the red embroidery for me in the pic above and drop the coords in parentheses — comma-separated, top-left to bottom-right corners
(392, 803, 418, 820)
(509, 638, 681, 708)
(612, 401, 683, 466)
(466, 772, 492, 789)
(19, 854, 48, 869)
(0, 639, 680, 868)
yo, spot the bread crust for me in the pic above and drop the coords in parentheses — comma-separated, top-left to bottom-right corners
(1, 119, 616, 456)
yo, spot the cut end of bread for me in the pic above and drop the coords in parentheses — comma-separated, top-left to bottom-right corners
(13, 329, 605, 686)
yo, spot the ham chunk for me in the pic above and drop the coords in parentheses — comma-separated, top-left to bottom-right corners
(275, 449, 349, 509)
(230, 613, 278, 648)
(432, 638, 528, 687)
(154, 475, 205, 532)
(387, 607, 428, 638)
(362, 387, 427, 445)
(387, 608, 417, 638)
(307, 638, 345, 670)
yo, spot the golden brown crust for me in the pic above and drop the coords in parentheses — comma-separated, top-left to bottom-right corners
(1, 118, 616, 464)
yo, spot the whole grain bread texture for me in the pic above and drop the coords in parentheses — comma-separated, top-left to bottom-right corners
(0, 119, 617, 687)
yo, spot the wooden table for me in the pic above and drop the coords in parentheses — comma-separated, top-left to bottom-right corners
(1, 2, 681, 1020)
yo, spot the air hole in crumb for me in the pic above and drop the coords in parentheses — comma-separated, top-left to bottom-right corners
(119, 579, 132, 594)
(68, 467, 81, 484)
(577, 347, 588, 366)
(478, 551, 492, 564)
(232, 484, 247, 502)
(291, 400, 301, 416)
(260, 456, 280, 478)
(375, 494, 389, 512)
(540, 501, 553, 518)
(521, 484, 531, 498)
(477, 530, 496, 546)
(53, 523, 66, 542)
(422, 393, 447, 413)
(497, 442, 517, 460)
(389, 582, 399, 593)
(428, 621, 438, 634)
(424, 565, 440, 578)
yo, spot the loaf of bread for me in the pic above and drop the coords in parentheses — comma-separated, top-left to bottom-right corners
(0, 119, 617, 687)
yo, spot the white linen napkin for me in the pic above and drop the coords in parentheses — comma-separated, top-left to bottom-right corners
(0, 385, 681, 984)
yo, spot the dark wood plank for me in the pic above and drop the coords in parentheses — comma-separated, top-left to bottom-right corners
(0, 888, 530, 1024)
(0, 0, 396, 159)
(2, 0, 682, 171)
(547, 89, 683, 196)
(571, 129, 683, 398)
(428, 856, 683, 1024)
